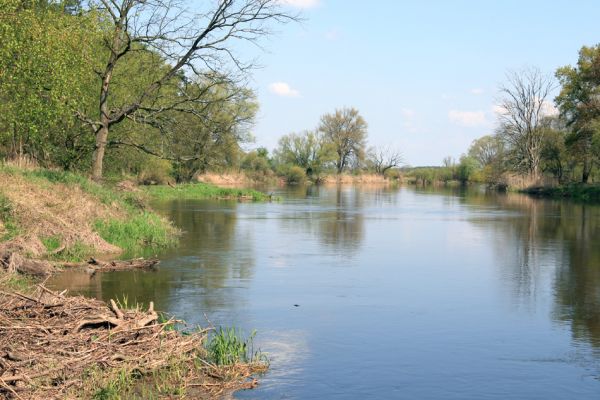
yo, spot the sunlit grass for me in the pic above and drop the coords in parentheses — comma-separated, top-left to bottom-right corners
(145, 183, 271, 202)
(206, 327, 266, 366)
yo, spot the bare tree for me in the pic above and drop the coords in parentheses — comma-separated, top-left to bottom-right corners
(497, 67, 556, 179)
(318, 107, 368, 174)
(78, 0, 295, 180)
(367, 145, 403, 175)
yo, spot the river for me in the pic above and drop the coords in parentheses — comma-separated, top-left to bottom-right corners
(49, 185, 600, 399)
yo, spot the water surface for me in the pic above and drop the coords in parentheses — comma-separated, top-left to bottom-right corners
(49, 185, 600, 399)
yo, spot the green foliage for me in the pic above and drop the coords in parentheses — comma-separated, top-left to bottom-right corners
(145, 183, 269, 201)
(273, 130, 335, 178)
(206, 327, 265, 366)
(319, 107, 368, 173)
(0, 0, 100, 168)
(241, 149, 274, 181)
(456, 156, 479, 184)
(136, 158, 174, 185)
(281, 165, 307, 185)
(556, 45, 600, 183)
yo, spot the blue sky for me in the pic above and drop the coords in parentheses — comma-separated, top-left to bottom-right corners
(244, 0, 600, 166)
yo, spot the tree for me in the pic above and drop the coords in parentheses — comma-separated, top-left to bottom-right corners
(456, 155, 478, 184)
(318, 107, 368, 174)
(366, 145, 403, 175)
(107, 79, 259, 181)
(555, 45, 600, 183)
(273, 130, 335, 177)
(0, 0, 99, 168)
(76, 0, 294, 180)
(497, 67, 555, 180)
(468, 135, 504, 168)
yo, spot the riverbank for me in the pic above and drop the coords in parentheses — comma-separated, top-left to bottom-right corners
(520, 184, 600, 202)
(0, 165, 271, 398)
(0, 271, 266, 399)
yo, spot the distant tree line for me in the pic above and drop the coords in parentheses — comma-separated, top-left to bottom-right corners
(414, 46, 600, 188)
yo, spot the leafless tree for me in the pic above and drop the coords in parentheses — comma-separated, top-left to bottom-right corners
(497, 67, 556, 179)
(367, 145, 403, 175)
(78, 0, 295, 180)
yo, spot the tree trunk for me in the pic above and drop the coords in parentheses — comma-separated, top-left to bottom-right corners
(91, 123, 109, 181)
(582, 158, 591, 184)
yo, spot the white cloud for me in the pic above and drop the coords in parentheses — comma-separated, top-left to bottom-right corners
(492, 105, 507, 115)
(448, 110, 487, 127)
(470, 88, 484, 95)
(492, 102, 558, 117)
(268, 82, 300, 97)
(276, 0, 320, 8)
(541, 100, 559, 116)
(400, 108, 415, 119)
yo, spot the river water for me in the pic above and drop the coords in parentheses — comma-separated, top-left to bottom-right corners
(49, 185, 600, 399)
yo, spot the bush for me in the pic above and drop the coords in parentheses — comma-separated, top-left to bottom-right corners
(137, 158, 173, 185)
(283, 165, 306, 185)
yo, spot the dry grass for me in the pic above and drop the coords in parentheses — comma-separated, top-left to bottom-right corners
(499, 173, 558, 190)
(320, 173, 393, 185)
(0, 170, 121, 256)
(195, 172, 251, 186)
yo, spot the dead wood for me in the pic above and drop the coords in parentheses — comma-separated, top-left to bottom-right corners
(0, 285, 265, 399)
(61, 257, 159, 272)
(0, 251, 53, 277)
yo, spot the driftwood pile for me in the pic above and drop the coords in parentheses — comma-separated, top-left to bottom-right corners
(0, 284, 261, 399)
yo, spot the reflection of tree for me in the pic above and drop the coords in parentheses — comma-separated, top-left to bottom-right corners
(464, 190, 600, 349)
(318, 186, 364, 251)
(553, 205, 600, 348)
(278, 185, 368, 253)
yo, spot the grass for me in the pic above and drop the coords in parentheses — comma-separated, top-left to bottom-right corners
(41, 235, 62, 252)
(93, 212, 178, 254)
(145, 183, 271, 202)
(0, 165, 178, 258)
(0, 192, 19, 240)
(206, 327, 266, 366)
(0, 270, 35, 293)
(84, 359, 191, 400)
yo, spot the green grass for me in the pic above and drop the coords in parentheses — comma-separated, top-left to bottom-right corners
(49, 241, 96, 262)
(94, 212, 178, 254)
(0, 192, 19, 240)
(145, 183, 271, 202)
(206, 327, 266, 366)
(41, 235, 62, 252)
(521, 184, 600, 202)
(0, 165, 178, 257)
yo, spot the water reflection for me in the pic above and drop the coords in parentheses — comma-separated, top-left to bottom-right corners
(462, 190, 600, 350)
(45, 184, 600, 398)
